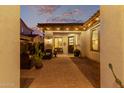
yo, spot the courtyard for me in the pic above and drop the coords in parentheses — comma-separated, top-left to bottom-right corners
(20, 5, 100, 88)
(20, 54, 100, 88)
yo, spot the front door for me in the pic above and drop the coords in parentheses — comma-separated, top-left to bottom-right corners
(68, 36, 74, 54)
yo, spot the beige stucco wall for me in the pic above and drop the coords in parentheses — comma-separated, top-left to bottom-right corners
(100, 6, 124, 87)
(85, 24, 100, 62)
(80, 24, 100, 62)
(44, 31, 53, 49)
(0, 6, 20, 88)
(80, 31, 86, 57)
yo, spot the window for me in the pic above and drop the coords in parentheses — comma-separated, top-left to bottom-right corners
(91, 28, 99, 51)
(54, 37, 63, 48)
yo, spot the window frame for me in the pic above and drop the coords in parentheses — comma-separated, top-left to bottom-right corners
(54, 37, 63, 48)
(90, 27, 100, 52)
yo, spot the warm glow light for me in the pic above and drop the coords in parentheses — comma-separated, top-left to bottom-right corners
(88, 23, 91, 27)
(95, 17, 99, 21)
(40, 27, 43, 30)
(83, 27, 86, 30)
(45, 38, 52, 44)
(75, 28, 79, 31)
(56, 27, 60, 30)
(66, 27, 69, 31)
(46, 27, 50, 30)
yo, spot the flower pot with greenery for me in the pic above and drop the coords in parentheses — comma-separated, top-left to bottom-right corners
(74, 49, 80, 57)
(33, 54, 43, 69)
(32, 43, 43, 69)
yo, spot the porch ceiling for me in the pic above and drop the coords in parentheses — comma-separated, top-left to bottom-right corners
(37, 23, 84, 31)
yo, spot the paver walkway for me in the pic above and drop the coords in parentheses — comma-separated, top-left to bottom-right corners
(21, 56, 93, 88)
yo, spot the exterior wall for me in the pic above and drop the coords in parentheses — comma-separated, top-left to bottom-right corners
(100, 6, 124, 87)
(0, 6, 20, 88)
(44, 31, 81, 53)
(85, 24, 100, 62)
(80, 24, 100, 62)
(79, 31, 86, 57)
(44, 31, 53, 49)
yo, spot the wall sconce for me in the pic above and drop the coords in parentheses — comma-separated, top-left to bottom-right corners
(46, 38, 52, 44)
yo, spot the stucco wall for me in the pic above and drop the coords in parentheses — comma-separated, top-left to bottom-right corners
(100, 6, 124, 87)
(80, 24, 100, 62)
(44, 31, 53, 49)
(79, 31, 86, 57)
(0, 6, 20, 88)
(85, 24, 100, 62)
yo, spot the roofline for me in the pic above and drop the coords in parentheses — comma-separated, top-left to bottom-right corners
(37, 23, 83, 27)
(37, 10, 100, 27)
(20, 18, 34, 32)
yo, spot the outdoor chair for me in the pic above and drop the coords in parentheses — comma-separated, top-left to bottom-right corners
(42, 49, 53, 59)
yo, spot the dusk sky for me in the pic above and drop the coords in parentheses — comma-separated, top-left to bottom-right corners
(21, 5, 99, 28)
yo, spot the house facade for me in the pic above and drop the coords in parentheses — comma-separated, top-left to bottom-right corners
(37, 10, 100, 62)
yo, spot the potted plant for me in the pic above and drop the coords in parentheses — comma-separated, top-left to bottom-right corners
(32, 43, 43, 69)
(33, 54, 43, 69)
(74, 49, 80, 57)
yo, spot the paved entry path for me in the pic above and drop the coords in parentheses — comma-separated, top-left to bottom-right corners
(21, 56, 93, 88)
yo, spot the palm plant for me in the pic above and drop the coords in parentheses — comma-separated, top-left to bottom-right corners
(33, 43, 43, 69)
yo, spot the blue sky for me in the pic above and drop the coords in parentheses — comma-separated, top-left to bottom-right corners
(21, 5, 99, 28)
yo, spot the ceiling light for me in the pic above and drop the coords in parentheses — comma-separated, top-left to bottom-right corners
(83, 27, 86, 30)
(75, 28, 79, 31)
(95, 17, 99, 21)
(66, 27, 69, 31)
(46, 27, 50, 30)
(56, 27, 60, 30)
(88, 23, 91, 27)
